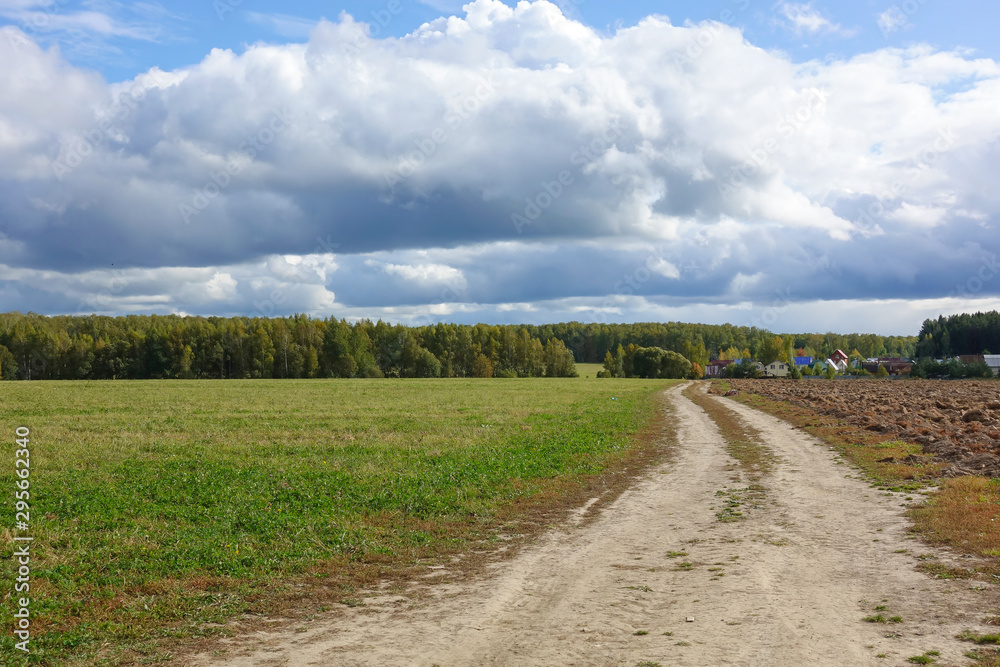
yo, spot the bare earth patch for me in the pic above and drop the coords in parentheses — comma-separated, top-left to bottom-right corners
(185, 383, 999, 666)
(725, 378, 1000, 477)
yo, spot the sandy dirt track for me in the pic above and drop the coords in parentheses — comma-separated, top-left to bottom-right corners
(190, 383, 998, 666)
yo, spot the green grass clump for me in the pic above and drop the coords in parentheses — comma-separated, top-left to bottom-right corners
(0, 377, 675, 664)
(863, 613, 903, 624)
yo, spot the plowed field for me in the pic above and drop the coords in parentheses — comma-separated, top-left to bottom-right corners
(725, 379, 1000, 476)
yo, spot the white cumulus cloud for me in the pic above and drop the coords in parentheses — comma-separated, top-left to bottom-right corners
(0, 1, 997, 326)
(776, 2, 854, 37)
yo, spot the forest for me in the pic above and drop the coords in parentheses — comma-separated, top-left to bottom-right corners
(526, 321, 915, 367)
(0, 313, 577, 380)
(915, 311, 1000, 358)
(0, 312, 917, 381)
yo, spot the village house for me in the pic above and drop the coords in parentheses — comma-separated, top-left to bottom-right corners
(826, 349, 849, 372)
(958, 355, 1000, 376)
(861, 357, 913, 375)
(705, 359, 736, 377)
(762, 361, 790, 378)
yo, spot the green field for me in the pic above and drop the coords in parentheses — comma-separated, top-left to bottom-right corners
(0, 378, 673, 665)
(575, 363, 605, 378)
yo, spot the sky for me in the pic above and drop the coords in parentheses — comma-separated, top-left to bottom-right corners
(1, 0, 999, 336)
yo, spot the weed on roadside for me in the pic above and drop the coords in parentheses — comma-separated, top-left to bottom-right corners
(917, 562, 977, 580)
(864, 614, 903, 624)
(966, 647, 1000, 665)
(960, 630, 1000, 644)
(713, 485, 768, 523)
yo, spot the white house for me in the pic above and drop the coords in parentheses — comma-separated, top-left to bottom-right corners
(986, 355, 1000, 376)
(763, 361, 790, 378)
(826, 357, 849, 373)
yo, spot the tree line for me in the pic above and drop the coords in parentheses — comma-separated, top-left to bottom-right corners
(517, 322, 915, 369)
(0, 312, 920, 381)
(915, 311, 1000, 358)
(0, 313, 577, 380)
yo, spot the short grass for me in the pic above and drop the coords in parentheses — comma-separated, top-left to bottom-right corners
(960, 631, 1000, 645)
(962, 633, 1000, 667)
(965, 649, 1000, 666)
(0, 378, 675, 665)
(575, 363, 605, 378)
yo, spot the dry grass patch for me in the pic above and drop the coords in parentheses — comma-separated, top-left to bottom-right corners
(911, 477, 1000, 557)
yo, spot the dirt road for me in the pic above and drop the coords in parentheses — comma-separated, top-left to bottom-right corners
(191, 383, 997, 666)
